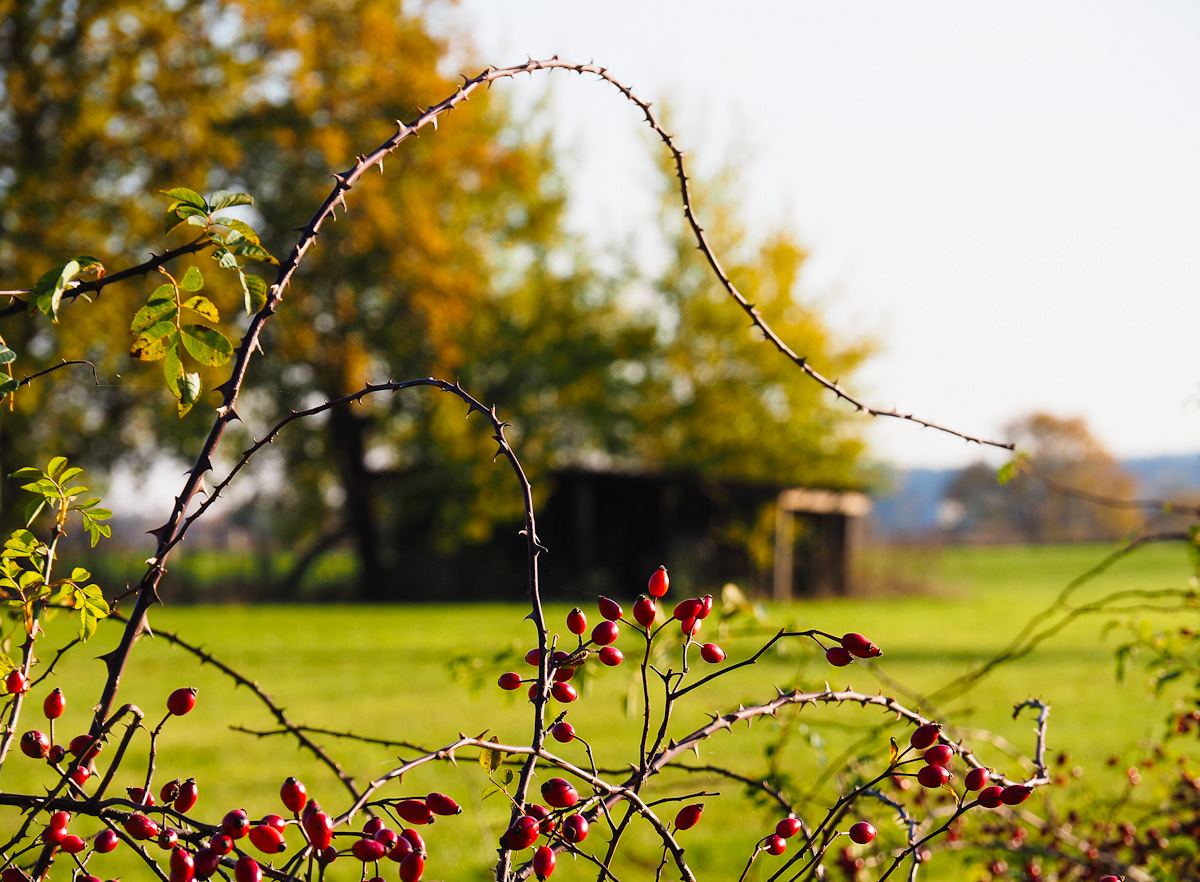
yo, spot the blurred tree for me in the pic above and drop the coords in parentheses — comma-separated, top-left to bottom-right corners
(944, 412, 1142, 543)
(1, 1, 872, 600)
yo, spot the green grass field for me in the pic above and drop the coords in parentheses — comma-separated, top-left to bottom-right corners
(3, 542, 1195, 880)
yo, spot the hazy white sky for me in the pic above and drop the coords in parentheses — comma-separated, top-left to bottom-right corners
(450, 1, 1200, 468)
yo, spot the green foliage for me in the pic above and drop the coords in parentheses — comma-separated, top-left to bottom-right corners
(9, 457, 112, 545)
(31, 256, 105, 322)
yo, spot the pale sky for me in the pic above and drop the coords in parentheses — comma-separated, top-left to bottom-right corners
(450, 1, 1200, 468)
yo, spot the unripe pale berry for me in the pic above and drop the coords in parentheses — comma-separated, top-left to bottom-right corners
(591, 621, 619, 646)
(633, 595, 656, 627)
(648, 566, 669, 597)
(566, 608, 587, 635)
(764, 834, 787, 855)
(396, 799, 433, 825)
(562, 814, 589, 842)
(280, 776, 307, 812)
(775, 818, 802, 839)
(166, 687, 197, 716)
(532, 845, 556, 880)
(43, 687, 65, 719)
(426, 791, 462, 816)
(924, 744, 954, 767)
(840, 632, 881, 658)
(599, 646, 624, 666)
(597, 596, 622, 621)
(825, 647, 853, 667)
(909, 723, 940, 750)
(498, 672, 523, 690)
(551, 681, 578, 702)
(551, 721, 575, 742)
(700, 643, 726, 663)
(964, 767, 990, 791)
(917, 764, 950, 788)
(674, 803, 704, 830)
(977, 785, 1004, 808)
(848, 821, 876, 844)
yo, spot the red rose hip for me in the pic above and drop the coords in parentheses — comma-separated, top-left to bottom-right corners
(674, 803, 704, 830)
(533, 845, 556, 880)
(281, 776, 307, 812)
(647, 566, 669, 597)
(700, 643, 726, 663)
(591, 621, 619, 646)
(566, 608, 587, 635)
(43, 687, 65, 719)
(909, 723, 940, 750)
(633, 595, 656, 627)
(598, 646, 624, 666)
(848, 821, 876, 844)
(426, 791, 461, 815)
(597, 596, 622, 621)
(167, 687, 197, 716)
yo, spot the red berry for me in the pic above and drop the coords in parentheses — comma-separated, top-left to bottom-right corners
(69, 765, 90, 786)
(0, 871, 29, 882)
(501, 816, 539, 850)
(551, 651, 576, 682)
(318, 845, 338, 864)
(234, 856, 261, 882)
(674, 803, 704, 830)
(525, 648, 543, 666)
(396, 799, 433, 825)
(42, 824, 66, 845)
(387, 835, 413, 862)
(221, 810, 249, 839)
(977, 785, 1004, 808)
(20, 729, 49, 758)
(597, 596, 622, 621)
(848, 821, 876, 844)
(964, 768, 990, 791)
(281, 776, 307, 813)
(248, 824, 286, 854)
(175, 779, 198, 814)
(1098, 877, 1121, 882)
(125, 813, 160, 841)
(498, 672, 523, 690)
(47, 744, 66, 763)
(303, 810, 333, 848)
(60, 834, 87, 854)
(673, 598, 703, 621)
(648, 566, 669, 597)
(924, 744, 954, 767)
(170, 847, 195, 882)
(373, 828, 399, 849)
(166, 687, 197, 716)
(909, 723, 940, 750)
(840, 632, 881, 658)
(551, 721, 575, 743)
(68, 733, 101, 760)
(5, 669, 28, 694)
(352, 838, 386, 861)
(398, 852, 424, 882)
(566, 608, 587, 635)
(764, 833, 787, 855)
(95, 829, 120, 853)
(194, 848, 220, 880)
(158, 828, 179, 849)
(562, 814, 589, 842)
(917, 765, 950, 788)
(527, 804, 556, 835)
(128, 786, 155, 806)
(775, 818, 802, 839)
(533, 845, 556, 880)
(680, 616, 701, 637)
(541, 777, 579, 808)
(700, 643, 726, 663)
(591, 621, 619, 646)
(633, 595, 656, 627)
(400, 828, 425, 854)
(598, 646, 624, 666)
(1000, 784, 1032, 805)
(43, 687, 65, 719)
(551, 681, 578, 702)
(160, 779, 182, 803)
(697, 595, 714, 619)
(825, 647, 853, 666)
(49, 810, 70, 829)
(209, 833, 233, 855)
(426, 791, 461, 816)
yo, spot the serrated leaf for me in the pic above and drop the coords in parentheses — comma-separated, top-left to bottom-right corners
(148, 283, 175, 304)
(209, 191, 254, 211)
(0, 345, 15, 365)
(162, 187, 207, 210)
(46, 456, 68, 479)
(176, 372, 201, 417)
(240, 273, 268, 315)
(23, 498, 45, 527)
(181, 295, 219, 322)
(180, 325, 232, 366)
(214, 218, 261, 246)
(7, 468, 40, 479)
(230, 240, 278, 265)
(215, 248, 239, 270)
(4, 530, 37, 554)
(131, 322, 178, 361)
(181, 266, 204, 292)
(58, 468, 83, 484)
(0, 376, 18, 399)
(164, 344, 184, 389)
(479, 736, 505, 774)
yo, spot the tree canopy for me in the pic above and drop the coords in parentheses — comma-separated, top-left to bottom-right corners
(1, 0, 873, 600)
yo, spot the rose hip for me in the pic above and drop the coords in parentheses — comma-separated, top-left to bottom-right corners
(648, 566, 669, 597)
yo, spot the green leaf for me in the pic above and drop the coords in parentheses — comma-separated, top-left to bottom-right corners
(131, 323, 179, 361)
(181, 295, 219, 322)
(0, 345, 15, 365)
(7, 468, 40, 479)
(208, 191, 254, 211)
(58, 467, 83, 484)
(478, 736, 505, 774)
(148, 283, 175, 304)
(46, 456, 68, 479)
(181, 266, 204, 292)
(4, 530, 38, 555)
(229, 240, 278, 265)
(176, 372, 201, 417)
(74, 583, 109, 641)
(240, 273, 268, 315)
(23, 498, 45, 527)
(214, 218, 261, 246)
(164, 344, 184, 389)
(0, 655, 14, 675)
(215, 248, 239, 270)
(0, 376, 18, 399)
(161, 187, 207, 211)
(70, 567, 91, 582)
(996, 462, 1015, 485)
(180, 325, 233, 366)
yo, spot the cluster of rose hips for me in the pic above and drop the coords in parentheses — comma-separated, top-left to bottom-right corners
(823, 632, 882, 667)
(904, 722, 1032, 808)
(497, 778, 590, 880)
(754, 814, 876, 860)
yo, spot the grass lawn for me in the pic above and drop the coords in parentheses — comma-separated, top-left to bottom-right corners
(2, 542, 1195, 880)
